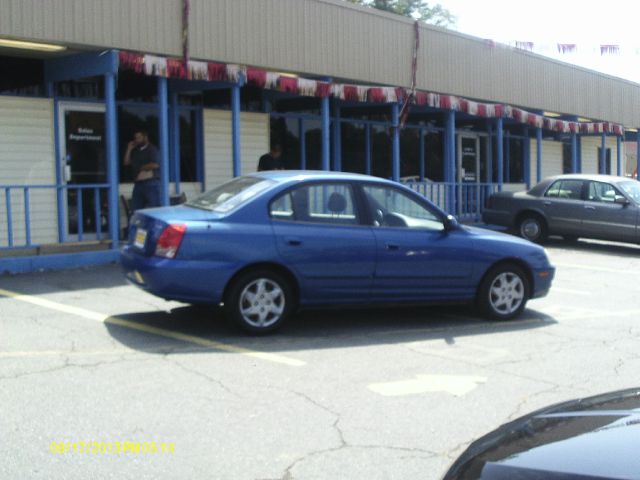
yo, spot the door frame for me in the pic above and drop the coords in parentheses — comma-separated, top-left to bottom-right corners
(57, 101, 107, 238)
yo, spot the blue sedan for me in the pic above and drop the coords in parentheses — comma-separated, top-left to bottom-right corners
(121, 172, 555, 333)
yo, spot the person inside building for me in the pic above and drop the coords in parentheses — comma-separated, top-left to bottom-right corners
(257, 143, 285, 171)
(123, 129, 161, 210)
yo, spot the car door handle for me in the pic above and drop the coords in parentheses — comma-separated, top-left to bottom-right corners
(285, 237, 302, 246)
(385, 243, 400, 251)
(543, 201, 551, 206)
(584, 206, 596, 210)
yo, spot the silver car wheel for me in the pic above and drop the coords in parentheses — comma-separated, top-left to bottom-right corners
(239, 278, 285, 328)
(520, 218, 541, 241)
(489, 272, 525, 315)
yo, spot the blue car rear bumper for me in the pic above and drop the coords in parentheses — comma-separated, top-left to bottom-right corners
(120, 246, 234, 304)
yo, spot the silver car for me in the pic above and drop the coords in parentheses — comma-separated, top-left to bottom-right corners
(482, 174, 640, 243)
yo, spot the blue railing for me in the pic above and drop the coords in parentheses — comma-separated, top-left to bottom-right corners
(1, 184, 110, 249)
(403, 181, 499, 222)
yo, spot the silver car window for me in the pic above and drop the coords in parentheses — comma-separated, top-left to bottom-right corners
(618, 181, 640, 204)
(545, 180, 583, 200)
(588, 182, 623, 203)
(363, 185, 444, 231)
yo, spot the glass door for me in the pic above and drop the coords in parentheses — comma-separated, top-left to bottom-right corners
(58, 103, 107, 239)
(456, 134, 480, 217)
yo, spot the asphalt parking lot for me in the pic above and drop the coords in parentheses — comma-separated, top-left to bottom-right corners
(1, 238, 640, 480)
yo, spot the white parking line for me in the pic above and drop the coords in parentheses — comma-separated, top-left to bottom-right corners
(550, 287, 591, 296)
(554, 263, 630, 274)
(0, 288, 306, 367)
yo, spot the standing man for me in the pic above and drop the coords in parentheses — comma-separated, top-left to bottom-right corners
(257, 143, 285, 171)
(124, 130, 161, 210)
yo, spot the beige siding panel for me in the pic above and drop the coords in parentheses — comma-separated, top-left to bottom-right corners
(530, 140, 563, 181)
(203, 110, 269, 190)
(2, 0, 640, 125)
(581, 136, 619, 174)
(0, 97, 57, 246)
(0, 0, 181, 56)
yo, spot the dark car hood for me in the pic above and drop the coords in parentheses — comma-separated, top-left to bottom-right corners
(462, 225, 543, 250)
(443, 388, 640, 480)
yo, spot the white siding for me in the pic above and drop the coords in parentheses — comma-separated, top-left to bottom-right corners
(203, 110, 269, 190)
(0, 96, 57, 247)
(529, 140, 563, 182)
(581, 136, 619, 174)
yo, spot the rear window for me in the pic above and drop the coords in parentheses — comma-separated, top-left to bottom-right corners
(186, 176, 275, 212)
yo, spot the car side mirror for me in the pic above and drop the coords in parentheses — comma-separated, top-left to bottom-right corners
(444, 214, 459, 231)
(614, 196, 630, 206)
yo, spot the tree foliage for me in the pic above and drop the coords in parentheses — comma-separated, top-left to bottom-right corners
(345, 0, 456, 27)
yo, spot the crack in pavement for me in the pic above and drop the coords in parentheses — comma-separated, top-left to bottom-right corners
(161, 355, 241, 398)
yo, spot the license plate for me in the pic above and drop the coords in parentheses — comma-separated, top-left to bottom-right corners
(134, 228, 147, 248)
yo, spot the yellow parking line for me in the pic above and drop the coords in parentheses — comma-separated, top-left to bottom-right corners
(0, 288, 306, 367)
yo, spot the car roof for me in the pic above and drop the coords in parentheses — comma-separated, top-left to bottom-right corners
(544, 173, 632, 183)
(249, 170, 399, 185)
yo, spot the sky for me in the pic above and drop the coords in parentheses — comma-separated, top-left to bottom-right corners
(432, 0, 640, 83)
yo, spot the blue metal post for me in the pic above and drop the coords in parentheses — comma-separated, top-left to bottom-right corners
(486, 124, 493, 183)
(231, 83, 242, 177)
(637, 133, 640, 181)
(497, 118, 504, 191)
(391, 103, 400, 182)
(321, 96, 330, 171)
(600, 132, 606, 174)
(195, 109, 204, 188)
(299, 118, 306, 170)
(365, 123, 372, 175)
(523, 128, 531, 188)
(536, 127, 542, 183)
(94, 188, 101, 240)
(571, 133, 578, 173)
(24, 188, 31, 246)
(445, 110, 456, 213)
(171, 91, 181, 193)
(577, 134, 582, 172)
(5, 189, 13, 247)
(48, 82, 66, 243)
(504, 131, 510, 182)
(419, 127, 425, 181)
(157, 77, 170, 205)
(104, 72, 119, 248)
(332, 101, 342, 171)
(616, 135, 622, 176)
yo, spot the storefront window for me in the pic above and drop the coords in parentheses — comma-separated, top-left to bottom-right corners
(341, 122, 366, 174)
(424, 131, 444, 182)
(371, 125, 392, 179)
(400, 129, 421, 179)
(118, 105, 199, 183)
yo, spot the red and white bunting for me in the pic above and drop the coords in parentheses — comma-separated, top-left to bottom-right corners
(297, 78, 318, 97)
(143, 55, 167, 77)
(117, 51, 625, 136)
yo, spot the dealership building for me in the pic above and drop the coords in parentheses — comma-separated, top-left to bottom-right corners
(1, 0, 639, 272)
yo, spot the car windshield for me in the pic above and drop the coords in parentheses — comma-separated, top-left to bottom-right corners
(186, 176, 275, 212)
(618, 181, 640, 204)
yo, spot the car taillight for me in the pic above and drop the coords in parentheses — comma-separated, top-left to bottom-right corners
(155, 224, 186, 259)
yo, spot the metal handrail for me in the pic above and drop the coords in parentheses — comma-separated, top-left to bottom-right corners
(1, 183, 110, 249)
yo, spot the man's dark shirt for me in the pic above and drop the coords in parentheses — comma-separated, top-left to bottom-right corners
(258, 153, 284, 171)
(131, 143, 160, 181)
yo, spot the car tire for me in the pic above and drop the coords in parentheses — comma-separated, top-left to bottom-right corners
(477, 264, 529, 321)
(225, 269, 295, 334)
(518, 214, 547, 243)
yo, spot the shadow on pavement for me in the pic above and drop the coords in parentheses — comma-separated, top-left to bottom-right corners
(104, 303, 557, 355)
